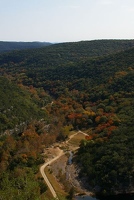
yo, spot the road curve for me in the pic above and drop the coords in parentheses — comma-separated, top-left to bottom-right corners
(40, 149, 64, 199)
(40, 131, 88, 199)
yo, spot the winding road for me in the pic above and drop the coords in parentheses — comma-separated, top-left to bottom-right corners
(40, 131, 88, 199)
(40, 149, 64, 199)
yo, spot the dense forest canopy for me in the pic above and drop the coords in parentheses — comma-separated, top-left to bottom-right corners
(0, 39, 134, 65)
(0, 40, 134, 198)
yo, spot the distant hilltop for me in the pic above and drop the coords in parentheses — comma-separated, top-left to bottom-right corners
(0, 41, 52, 53)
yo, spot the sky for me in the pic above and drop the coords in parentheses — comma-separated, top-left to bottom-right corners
(0, 0, 134, 43)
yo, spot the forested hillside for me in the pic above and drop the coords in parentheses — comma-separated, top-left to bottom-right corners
(0, 76, 51, 133)
(0, 41, 52, 53)
(0, 40, 134, 198)
(0, 40, 134, 65)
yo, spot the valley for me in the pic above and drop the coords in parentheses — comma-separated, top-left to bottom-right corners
(0, 40, 134, 199)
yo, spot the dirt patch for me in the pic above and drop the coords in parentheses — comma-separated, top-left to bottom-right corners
(44, 146, 62, 162)
(51, 154, 68, 175)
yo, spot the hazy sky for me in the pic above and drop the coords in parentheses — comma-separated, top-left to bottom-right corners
(0, 0, 134, 42)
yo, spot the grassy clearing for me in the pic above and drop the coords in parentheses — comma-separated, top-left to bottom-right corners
(44, 167, 68, 199)
(41, 189, 53, 200)
(68, 130, 77, 137)
(68, 133, 86, 146)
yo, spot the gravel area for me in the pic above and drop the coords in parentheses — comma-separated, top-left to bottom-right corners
(50, 153, 93, 196)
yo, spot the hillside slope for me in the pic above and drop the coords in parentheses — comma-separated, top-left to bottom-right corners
(0, 40, 134, 66)
(0, 77, 49, 133)
(1, 42, 133, 97)
(0, 41, 52, 53)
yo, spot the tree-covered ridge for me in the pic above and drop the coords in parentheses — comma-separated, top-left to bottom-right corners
(0, 40, 134, 67)
(1, 43, 133, 98)
(0, 41, 52, 53)
(1, 40, 134, 95)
